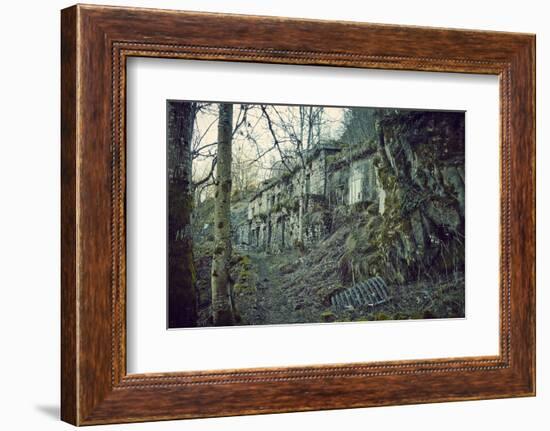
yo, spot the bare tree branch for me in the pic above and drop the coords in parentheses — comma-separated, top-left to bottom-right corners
(193, 156, 217, 188)
(260, 105, 293, 173)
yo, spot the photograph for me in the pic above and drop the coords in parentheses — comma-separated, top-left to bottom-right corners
(167, 101, 466, 329)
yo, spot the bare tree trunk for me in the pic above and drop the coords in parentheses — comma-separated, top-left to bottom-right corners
(298, 170, 305, 244)
(211, 103, 235, 326)
(167, 101, 197, 328)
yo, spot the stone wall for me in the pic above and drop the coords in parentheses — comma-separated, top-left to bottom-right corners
(242, 145, 380, 252)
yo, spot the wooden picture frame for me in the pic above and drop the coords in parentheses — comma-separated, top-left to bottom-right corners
(61, 4, 535, 425)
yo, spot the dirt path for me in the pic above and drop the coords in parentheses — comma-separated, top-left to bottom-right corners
(247, 251, 298, 325)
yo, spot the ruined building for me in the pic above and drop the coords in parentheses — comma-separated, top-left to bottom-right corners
(234, 110, 465, 287)
(237, 143, 384, 252)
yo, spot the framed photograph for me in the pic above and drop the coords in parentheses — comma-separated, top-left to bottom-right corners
(164, 101, 466, 329)
(61, 4, 535, 425)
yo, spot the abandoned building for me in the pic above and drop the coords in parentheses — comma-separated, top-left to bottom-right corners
(236, 144, 384, 252)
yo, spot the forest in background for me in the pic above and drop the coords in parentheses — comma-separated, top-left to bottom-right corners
(167, 101, 465, 328)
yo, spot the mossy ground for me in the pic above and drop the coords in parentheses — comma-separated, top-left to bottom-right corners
(193, 217, 464, 327)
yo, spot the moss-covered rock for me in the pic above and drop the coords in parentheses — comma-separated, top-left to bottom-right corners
(338, 110, 465, 286)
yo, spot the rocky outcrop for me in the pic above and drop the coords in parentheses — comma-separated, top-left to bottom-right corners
(339, 110, 465, 285)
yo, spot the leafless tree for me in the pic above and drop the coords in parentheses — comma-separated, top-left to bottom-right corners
(210, 103, 236, 326)
(167, 101, 198, 327)
(259, 105, 326, 242)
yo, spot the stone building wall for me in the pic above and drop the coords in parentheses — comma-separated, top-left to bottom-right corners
(242, 145, 381, 253)
(349, 158, 377, 205)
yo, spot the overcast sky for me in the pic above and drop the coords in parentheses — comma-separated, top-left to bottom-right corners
(190, 103, 345, 185)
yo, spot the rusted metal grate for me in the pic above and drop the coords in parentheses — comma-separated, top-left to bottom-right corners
(330, 276, 391, 309)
